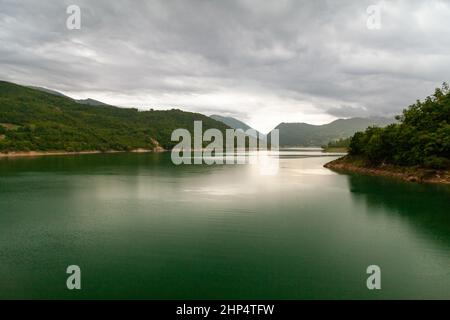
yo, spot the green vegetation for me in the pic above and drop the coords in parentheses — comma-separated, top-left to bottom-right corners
(0, 81, 229, 152)
(322, 137, 351, 152)
(349, 83, 450, 169)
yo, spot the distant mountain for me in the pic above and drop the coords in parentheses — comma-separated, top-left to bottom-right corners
(210, 115, 252, 131)
(268, 117, 396, 147)
(29, 86, 108, 106)
(210, 115, 263, 139)
(27, 86, 71, 99)
(76, 98, 108, 106)
(0, 81, 230, 152)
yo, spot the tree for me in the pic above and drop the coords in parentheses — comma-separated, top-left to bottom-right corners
(349, 83, 450, 169)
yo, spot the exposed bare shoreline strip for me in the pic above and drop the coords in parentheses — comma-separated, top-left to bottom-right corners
(324, 156, 450, 185)
(0, 148, 166, 158)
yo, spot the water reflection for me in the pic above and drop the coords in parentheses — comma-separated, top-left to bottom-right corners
(346, 174, 450, 250)
(1, 151, 449, 299)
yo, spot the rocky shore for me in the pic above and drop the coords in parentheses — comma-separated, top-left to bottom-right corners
(325, 156, 450, 185)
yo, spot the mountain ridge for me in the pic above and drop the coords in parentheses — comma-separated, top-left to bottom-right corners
(268, 117, 396, 147)
(28, 85, 110, 106)
(210, 114, 263, 139)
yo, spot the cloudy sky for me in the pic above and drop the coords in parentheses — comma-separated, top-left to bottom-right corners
(1, 0, 450, 132)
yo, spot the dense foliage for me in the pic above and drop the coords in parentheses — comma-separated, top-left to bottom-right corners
(349, 84, 450, 169)
(0, 81, 229, 152)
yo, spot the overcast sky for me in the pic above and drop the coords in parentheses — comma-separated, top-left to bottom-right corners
(1, 0, 450, 132)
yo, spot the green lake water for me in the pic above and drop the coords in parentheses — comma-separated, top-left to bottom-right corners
(0, 150, 449, 299)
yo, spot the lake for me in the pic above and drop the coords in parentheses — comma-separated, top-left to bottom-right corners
(0, 150, 449, 299)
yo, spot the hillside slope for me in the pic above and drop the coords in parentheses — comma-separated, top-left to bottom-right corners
(210, 114, 263, 139)
(0, 81, 229, 152)
(269, 117, 395, 146)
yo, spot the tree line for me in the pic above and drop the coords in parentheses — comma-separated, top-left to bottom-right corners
(348, 83, 450, 169)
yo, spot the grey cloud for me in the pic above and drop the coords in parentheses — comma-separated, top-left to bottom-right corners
(0, 0, 449, 131)
(326, 105, 369, 118)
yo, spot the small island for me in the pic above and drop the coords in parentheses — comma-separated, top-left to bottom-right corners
(325, 84, 450, 185)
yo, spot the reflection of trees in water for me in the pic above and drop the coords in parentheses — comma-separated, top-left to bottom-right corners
(0, 153, 230, 177)
(346, 174, 450, 247)
(0, 152, 169, 175)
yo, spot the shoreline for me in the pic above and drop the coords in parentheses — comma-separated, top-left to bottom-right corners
(321, 147, 348, 153)
(324, 156, 450, 185)
(0, 148, 166, 158)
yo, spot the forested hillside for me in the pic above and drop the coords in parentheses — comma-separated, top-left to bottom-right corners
(0, 81, 229, 152)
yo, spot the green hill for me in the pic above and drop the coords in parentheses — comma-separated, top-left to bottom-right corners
(0, 81, 229, 153)
(268, 117, 395, 147)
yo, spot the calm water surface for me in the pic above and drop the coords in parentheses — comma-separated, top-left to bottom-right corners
(0, 150, 449, 299)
